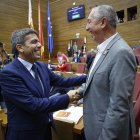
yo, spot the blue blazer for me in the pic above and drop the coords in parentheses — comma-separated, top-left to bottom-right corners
(72, 56, 81, 63)
(0, 58, 86, 140)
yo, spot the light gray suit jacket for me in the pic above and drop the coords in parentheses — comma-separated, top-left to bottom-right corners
(79, 34, 137, 140)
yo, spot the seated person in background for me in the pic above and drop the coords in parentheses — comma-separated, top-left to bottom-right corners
(77, 49, 83, 57)
(7, 54, 12, 62)
(2, 54, 12, 68)
(72, 53, 81, 63)
(47, 59, 56, 71)
(86, 49, 96, 70)
(57, 60, 67, 72)
(57, 51, 69, 64)
(3, 56, 12, 68)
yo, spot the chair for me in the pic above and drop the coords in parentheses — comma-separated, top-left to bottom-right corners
(80, 57, 86, 63)
(134, 48, 140, 65)
(133, 72, 140, 104)
(52, 120, 74, 140)
(134, 48, 140, 56)
(134, 93, 140, 134)
(76, 63, 86, 73)
(66, 63, 72, 72)
(132, 72, 140, 139)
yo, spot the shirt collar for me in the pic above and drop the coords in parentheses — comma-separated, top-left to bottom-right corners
(97, 32, 118, 53)
(18, 57, 33, 71)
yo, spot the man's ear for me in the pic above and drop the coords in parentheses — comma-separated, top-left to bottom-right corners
(16, 44, 24, 53)
(100, 17, 107, 29)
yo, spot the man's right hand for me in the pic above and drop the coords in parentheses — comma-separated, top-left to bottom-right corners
(67, 89, 81, 102)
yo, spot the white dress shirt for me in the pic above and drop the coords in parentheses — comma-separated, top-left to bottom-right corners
(18, 57, 35, 78)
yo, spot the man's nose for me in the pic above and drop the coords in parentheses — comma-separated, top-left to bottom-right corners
(37, 42, 42, 48)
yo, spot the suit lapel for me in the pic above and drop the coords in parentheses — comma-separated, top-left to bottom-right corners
(86, 51, 107, 88)
(13, 59, 44, 97)
(85, 34, 121, 90)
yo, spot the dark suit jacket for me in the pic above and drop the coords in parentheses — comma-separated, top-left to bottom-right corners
(72, 56, 81, 63)
(0, 58, 86, 140)
(86, 54, 95, 70)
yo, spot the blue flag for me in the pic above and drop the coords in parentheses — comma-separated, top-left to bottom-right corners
(47, 0, 53, 54)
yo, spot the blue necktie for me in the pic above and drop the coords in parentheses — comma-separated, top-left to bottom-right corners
(32, 64, 44, 94)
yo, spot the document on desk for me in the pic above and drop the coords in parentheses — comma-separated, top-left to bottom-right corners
(53, 106, 83, 124)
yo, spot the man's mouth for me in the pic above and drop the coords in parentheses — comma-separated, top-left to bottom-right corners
(35, 50, 41, 56)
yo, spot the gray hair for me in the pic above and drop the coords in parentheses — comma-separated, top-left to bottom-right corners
(90, 49, 97, 54)
(11, 28, 38, 57)
(91, 5, 118, 28)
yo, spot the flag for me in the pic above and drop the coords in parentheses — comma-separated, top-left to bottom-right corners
(28, 0, 34, 29)
(38, 0, 45, 59)
(47, 0, 54, 54)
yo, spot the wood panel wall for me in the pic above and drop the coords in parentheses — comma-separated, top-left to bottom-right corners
(0, 0, 140, 60)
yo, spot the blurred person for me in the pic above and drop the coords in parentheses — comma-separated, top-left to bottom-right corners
(81, 43, 87, 53)
(3, 55, 12, 68)
(0, 28, 86, 140)
(72, 53, 81, 63)
(57, 51, 69, 64)
(47, 59, 56, 71)
(73, 42, 78, 54)
(57, 60, 67, 72)
(67, 42, 73, 57)
(86, 49, 96, 70)
(77, 49, 83, 57)
(68, 5, 137, 140)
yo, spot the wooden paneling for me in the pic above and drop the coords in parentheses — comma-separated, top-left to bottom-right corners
(0, 0, 36, 53)
(51, 0, 140, 56)
(0, 0, 140, 60)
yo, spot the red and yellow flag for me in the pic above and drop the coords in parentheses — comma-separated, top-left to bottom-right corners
(38, 0, 44, 59)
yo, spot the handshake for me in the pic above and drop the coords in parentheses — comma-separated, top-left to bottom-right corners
(67, 89, 82, 102)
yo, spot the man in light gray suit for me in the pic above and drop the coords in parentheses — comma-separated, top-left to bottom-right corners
(68, 5, 137, 140)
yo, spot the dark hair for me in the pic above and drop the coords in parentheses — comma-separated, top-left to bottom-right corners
(11, 28, 38, 57)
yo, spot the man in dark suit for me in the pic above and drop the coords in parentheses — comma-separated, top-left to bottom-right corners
(0, 28, 86, 140)
(47, 59, 56, 71)
(68, 5, 137, 140)
(81, 43, 87, 53)
(86, 49, 96, 71)
(72, 53, 81, 63)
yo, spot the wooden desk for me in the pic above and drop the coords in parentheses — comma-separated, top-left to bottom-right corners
(70, 63, 86, 73)
(54, 71, 85, 78)
(54, 62, 86, 73)
(73, 117, 84, 134)
(0, 109, 84, 135)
